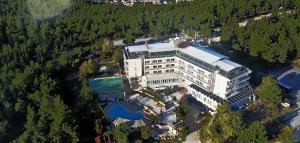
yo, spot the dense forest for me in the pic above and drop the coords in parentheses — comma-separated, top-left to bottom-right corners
(0, 0, 299, 142)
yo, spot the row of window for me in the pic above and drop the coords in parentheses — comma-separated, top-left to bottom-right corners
(145, 58, 175, 64)
(145, 64, 175, 70)
(147, 78, 178, 85)
(178, 66, 212, 84)
(144, 69, 175, 75)
(178, 60, 211, 77)
(192, 91, 217, 108)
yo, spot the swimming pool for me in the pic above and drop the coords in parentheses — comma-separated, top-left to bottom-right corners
(106, 104, 144, 121)
(89, 76, 124, 94)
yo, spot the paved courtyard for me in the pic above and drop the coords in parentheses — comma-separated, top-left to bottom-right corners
(185, 95, 208, 132)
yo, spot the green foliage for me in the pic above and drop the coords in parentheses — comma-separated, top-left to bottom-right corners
(95, 39, 114, 57)
(277, 127, 295, 143)
(123, 33, 135, 44)
(177, 96, 188, 119)
(113, 48, 124, 63)
(215, 104, 242, 139)
(228, 14, 300, 63)
(0, 0, 299, 142)
(0, 120, 8, 139)
(58, 52, 71, 68)
(177, 124, 188, 141)
(237, 121, 268, 143)
(199, 104, 242, 143)
(113, 123, 130, 143)
(80, 79, 94, 102)
(140, 126, 152, 140)
(257, 76, 282, 105)
(79, 59, 97, 79)
(94, 119, 103, 135)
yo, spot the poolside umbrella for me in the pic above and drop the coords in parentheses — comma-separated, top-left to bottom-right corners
(131, 119, 146, 128)
(112, 117, 129, 127)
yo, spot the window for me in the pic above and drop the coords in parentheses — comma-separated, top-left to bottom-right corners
(145, 66, 149, 69)
(171, 64, 175, 67)
(197, 75, 204, 80)
(153, 71, 157, 74)
(166, 64, 170, 67)
(145, 61, 150, 64)
(145, 72, 149, 75)
(166, 70, 169, 73)
(188, 65, 194, 69)
(198, 69, 204, 74)
(166, 59, 170, 62)
(152, 60, 157, 63)
(158, 65, 162, 68)
(171, 59, 175, 62)
(153, 66, 157, 68)
(170, 69, 174, 72)
(158, 60, 162, 63)
(158, 70, 162, 74)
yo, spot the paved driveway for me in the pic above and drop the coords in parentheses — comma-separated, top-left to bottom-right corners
(184, 95, 208, 132)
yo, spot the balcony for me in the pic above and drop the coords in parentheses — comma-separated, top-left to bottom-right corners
(227, 75, 250, 86)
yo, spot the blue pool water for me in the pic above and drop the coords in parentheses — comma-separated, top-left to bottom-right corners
(107, 104, 144, 121)
(89, 76, 124, 94)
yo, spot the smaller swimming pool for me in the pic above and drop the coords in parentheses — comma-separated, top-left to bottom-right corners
(106, 104, 144, 121)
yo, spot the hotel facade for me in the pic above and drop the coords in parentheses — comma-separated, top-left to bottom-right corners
(123, 38, 255, 110)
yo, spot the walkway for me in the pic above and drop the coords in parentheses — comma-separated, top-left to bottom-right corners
(184, 131, 201, 143)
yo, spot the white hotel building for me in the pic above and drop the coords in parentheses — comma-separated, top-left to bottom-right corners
(123, 38, 255, 110)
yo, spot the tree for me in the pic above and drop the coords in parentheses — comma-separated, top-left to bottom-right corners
(257, 76, 282, 105)
(80, 79, 94, 102)
(237, 122, 267, 143)
(79, 59, 96, 79)
(199, 104, 242, 142)
(113, 48, 123, 63)
(97, 39, 113, 56)
(123, 33, 135, 44)
(0, 120, 8, 139)
(95, 119, 103, 135)
(58, 51, 71, 68)
(177, 96, 189, 119)
(49, 96, 78, 143)
(215, 103, 242, 139)
(277, 127, 295, 143)
(13, 106, 37, 143)
(113, 123, 130, 143)
(140, 126, 151, 140)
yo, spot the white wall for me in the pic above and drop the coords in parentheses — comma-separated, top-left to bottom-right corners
(126, 58, 143, 78)
(213, 73, 230, 99)
(189, 87, 218, 110)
